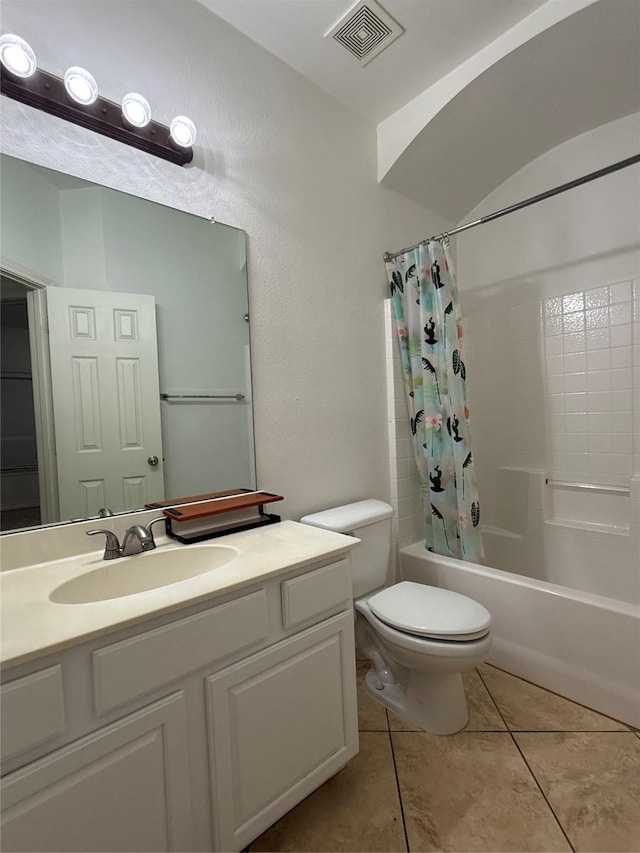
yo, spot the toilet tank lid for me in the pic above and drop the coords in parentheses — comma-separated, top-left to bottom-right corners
(300, 499, 393, 533)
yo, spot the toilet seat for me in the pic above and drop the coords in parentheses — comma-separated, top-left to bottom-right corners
(367, 581, 491, 642)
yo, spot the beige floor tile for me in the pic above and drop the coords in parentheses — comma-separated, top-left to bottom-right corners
(462, 669, 508, 731)
(392, 731, 571, 852)
(356, 660, 389, 731)
(479, 665, 628, 731)
(515, 732, 640, 852)
(387, 670, 507, 732)
(387, 709, 415, 731)
(249, 732, 406, 852)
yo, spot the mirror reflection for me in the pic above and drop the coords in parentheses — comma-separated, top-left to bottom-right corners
(0, 155, 255, 533)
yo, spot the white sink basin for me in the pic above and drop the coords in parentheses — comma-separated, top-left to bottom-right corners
(50, 545, 239, 604)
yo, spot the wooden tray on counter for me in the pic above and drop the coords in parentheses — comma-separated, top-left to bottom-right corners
(145, 488, 254, 509)
(147, 491, 284, 543)
(161, 491, 283, 522)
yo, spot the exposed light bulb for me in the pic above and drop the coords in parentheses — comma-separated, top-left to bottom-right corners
(0, 34, 36, 78)
(122, 92, 151, 128)
(170, 115, 196, 148)
(64, 66, 98, 105)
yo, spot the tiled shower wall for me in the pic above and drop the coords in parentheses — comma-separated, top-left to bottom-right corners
(385, 117, 640, 604)
(463, 278, 638, 506)
(385, 277, 639, 604)
(541, 281, 635, 485)
(463, 276, 638, 603)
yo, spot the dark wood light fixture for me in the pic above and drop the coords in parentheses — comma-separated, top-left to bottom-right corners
(0, 35, 194, 166)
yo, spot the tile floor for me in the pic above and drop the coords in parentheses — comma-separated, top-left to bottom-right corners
(250, 662, 640, 852)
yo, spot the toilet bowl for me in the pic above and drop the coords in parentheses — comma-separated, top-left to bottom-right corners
(355, 583, 491, 734)
(300, 500, 491, 735)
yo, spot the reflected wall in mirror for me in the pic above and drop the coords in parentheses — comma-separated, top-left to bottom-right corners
(0, 154, 255, 533)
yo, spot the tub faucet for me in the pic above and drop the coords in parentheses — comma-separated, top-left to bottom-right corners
(86, 518, 166, 560)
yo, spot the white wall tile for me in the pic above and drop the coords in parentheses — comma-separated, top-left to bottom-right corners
(611, 325, 632, 347)
(393, 476, 420, 500)
(611, 368, 632, 390)
(545, 315, 563, 335)
(610, 281, 632, 303)
(585, 287, 609, 308)
(563, 352, 587, 372)
(586, 328, 610, 350)
(563, 293, 584, 312)
(565, 413, 588, 432)
(585, 307, 609, 329)
(610, 303, 632, 325)
(564, 332, 586, 353)
(586, 371, 610, 392)
(586, 349, 611, 370)
(564, 372, 587, 393)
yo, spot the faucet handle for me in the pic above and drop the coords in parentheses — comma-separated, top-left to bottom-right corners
(131, 517, 166, 553)
(144, 517, 167, 538)
(87, 529, 121, 560)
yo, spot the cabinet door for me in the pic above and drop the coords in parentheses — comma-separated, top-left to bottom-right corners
(1, 692, 192, 852)
(207, 610, 358, 852)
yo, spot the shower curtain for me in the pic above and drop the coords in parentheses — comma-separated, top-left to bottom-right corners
(386, 239, 484, 563)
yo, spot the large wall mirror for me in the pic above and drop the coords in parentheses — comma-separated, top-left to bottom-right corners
(0, 154, 255, 534)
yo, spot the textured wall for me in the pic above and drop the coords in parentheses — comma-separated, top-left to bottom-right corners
(0, 0, 450, 520)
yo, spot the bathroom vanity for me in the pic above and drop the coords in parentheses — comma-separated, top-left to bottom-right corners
(0, 520, 360, 852)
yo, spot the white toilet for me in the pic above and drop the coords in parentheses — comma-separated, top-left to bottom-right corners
(300, 499, 491, 735)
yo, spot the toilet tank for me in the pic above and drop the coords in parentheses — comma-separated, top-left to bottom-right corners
(300, 500, 393, 598)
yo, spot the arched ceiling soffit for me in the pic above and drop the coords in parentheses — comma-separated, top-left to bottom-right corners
(379, 0, 640, 223)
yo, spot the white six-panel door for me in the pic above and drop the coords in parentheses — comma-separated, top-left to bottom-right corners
(46, 286, 164, 518)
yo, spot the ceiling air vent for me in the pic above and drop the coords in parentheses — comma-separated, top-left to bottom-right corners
(325, 0, 404, 66)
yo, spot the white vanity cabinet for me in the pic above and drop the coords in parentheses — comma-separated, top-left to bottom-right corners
(0, 552, 358, 853)
(208, 611, 356, 851)
(1, 692, 193, 852)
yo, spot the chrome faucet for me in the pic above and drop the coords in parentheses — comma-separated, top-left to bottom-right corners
(87, 517, 166, 560)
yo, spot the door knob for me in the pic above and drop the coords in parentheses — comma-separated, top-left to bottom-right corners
(147, 455, 159, 467)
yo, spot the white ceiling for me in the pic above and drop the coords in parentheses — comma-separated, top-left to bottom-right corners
(382, 0, 640, 219)
(199, 0, 547, 124)
(198, 0, 639, 220)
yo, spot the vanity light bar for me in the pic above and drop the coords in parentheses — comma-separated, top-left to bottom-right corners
(0, 41, 195, 166)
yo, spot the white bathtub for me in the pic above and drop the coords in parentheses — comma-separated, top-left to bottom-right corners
(400, 542, 640, 728)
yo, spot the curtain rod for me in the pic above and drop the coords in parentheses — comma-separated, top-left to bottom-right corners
(383, 153, 640, 262)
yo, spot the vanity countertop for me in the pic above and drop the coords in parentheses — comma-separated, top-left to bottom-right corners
(0, 521, 358, 670)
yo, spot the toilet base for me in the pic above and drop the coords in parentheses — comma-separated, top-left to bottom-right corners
(363, 667, 469, 735)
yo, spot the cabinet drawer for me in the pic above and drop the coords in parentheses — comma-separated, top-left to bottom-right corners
(93, 589, 269, 714)
(281, 559, 352, 629)
(0, 665, 66, 760)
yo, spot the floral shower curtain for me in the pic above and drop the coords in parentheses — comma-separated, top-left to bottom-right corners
(386, 239, 484, 563)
